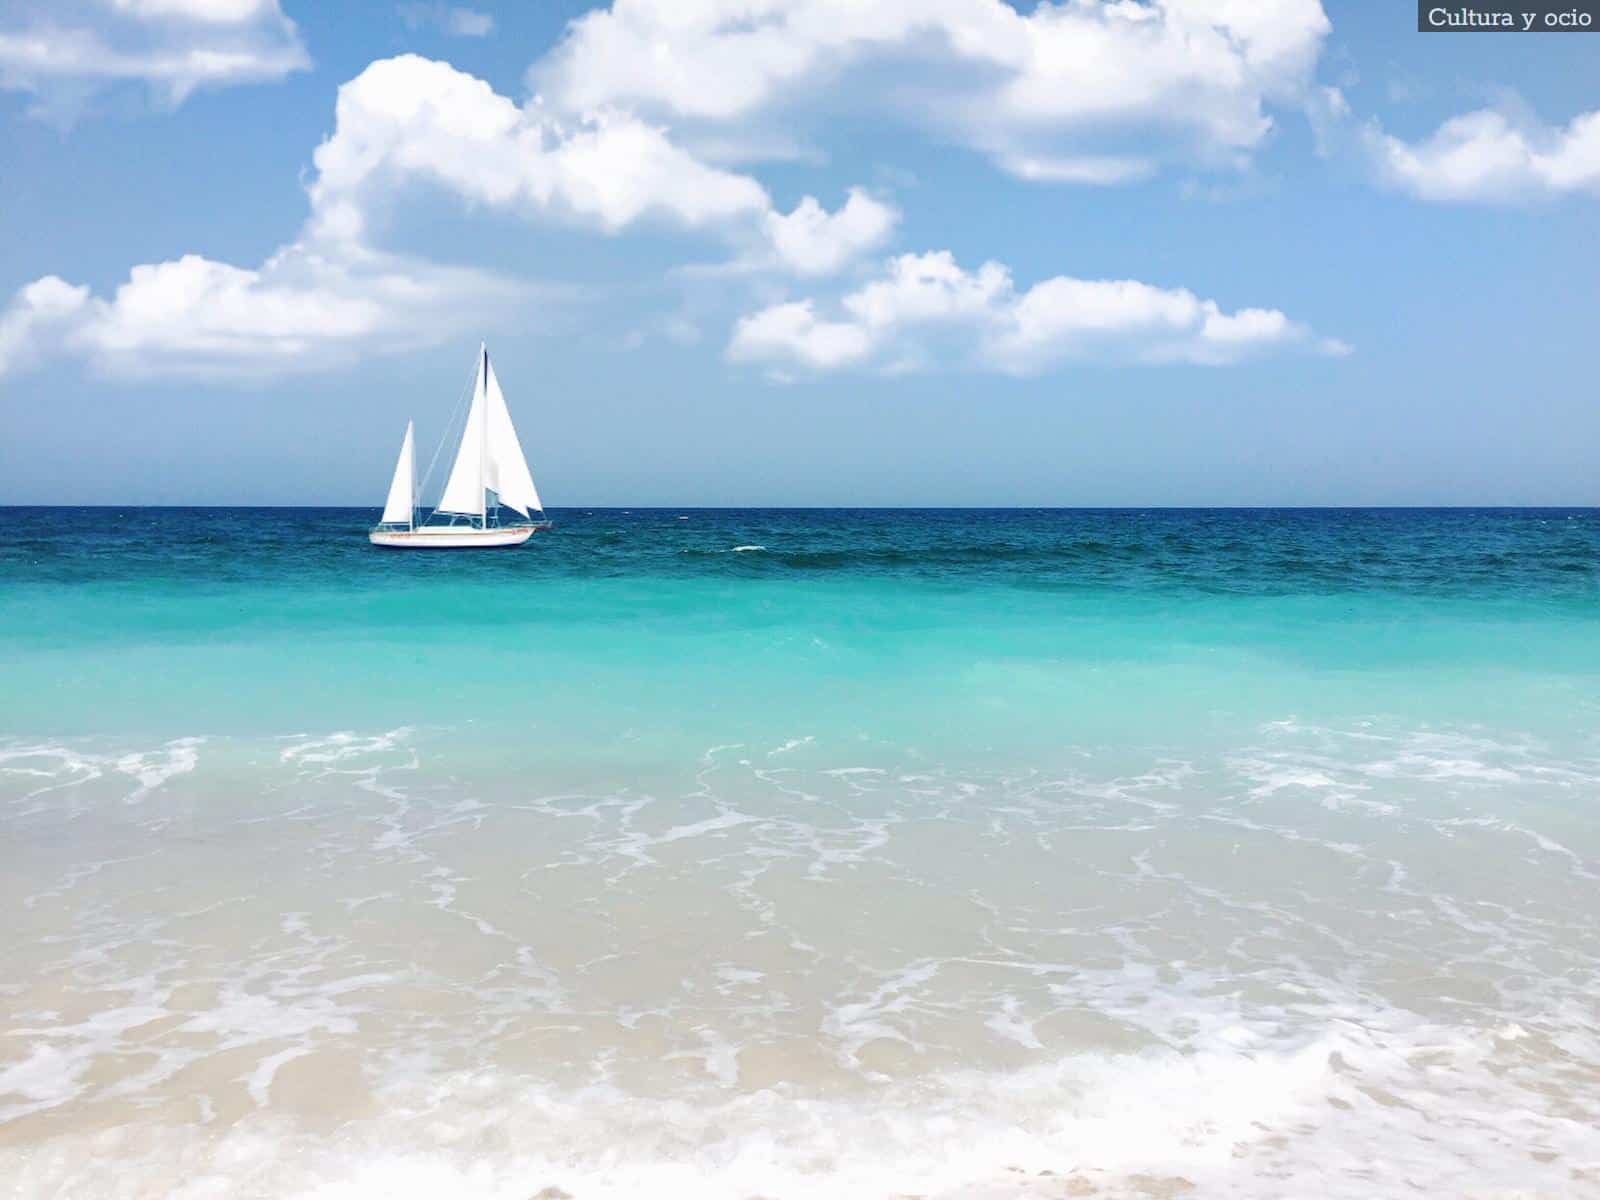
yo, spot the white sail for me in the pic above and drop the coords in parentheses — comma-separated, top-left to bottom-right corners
(482, 357, 543, 517)
(435, 354, 487, 516)
(379, 421, 414, 526)
(369, 342, 549, 548)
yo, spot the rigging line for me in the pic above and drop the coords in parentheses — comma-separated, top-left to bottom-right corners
(415, 351, 481, 509)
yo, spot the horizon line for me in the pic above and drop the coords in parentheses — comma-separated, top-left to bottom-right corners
(2, 503, 1598, 512)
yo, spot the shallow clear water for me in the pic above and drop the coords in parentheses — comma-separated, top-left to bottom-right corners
(2, 507, 1598, 1198)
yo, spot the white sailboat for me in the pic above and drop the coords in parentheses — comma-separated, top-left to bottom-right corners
(370, 343, 550, 548)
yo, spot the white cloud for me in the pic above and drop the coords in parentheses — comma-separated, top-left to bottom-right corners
(109, 0, 283, 21)
(729, 251, 1344, 376)
(763, 189, 898, 276)
(399, 4, 496, 39)
(1367, 107, 1600, 204)
(843, 253, 1011, 328)
(0, 0, 308, 117)
(0, 276, 92, 378)
(728, 301, 874, 371)
(532, 0, 1333, 182)
(306, 56, 772, 243)
(306, 55, 894, 267)
(995, 154, 1156, 186)
(2, 0, 1352, 388)
(0, 245, 525, 380)
(0, 54, 891, 381)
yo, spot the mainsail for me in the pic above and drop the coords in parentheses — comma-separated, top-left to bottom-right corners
(379, 420, 414, 526)
(436, 360, 487, 516)
(483, 357, 543, 517)
(435, 345, 542, 520)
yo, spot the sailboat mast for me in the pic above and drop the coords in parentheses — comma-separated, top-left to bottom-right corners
(479, 343, 489, 529)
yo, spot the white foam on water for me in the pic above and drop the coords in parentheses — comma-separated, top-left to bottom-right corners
(668, 1026, 743, 1086)
(713, 964, 764, 991)
(1435, 816, 1599, 879)
(5, 719, 1600, 1197)
(22, 852, 157, 911)
(0, 744, 105, 790)
(115, 737, 204, 804)
(176, 975, 381, 1049)
(824, 960, 940, 1073)
(0, 970, 175, 1124)
(0, 741, 109, 819)
(984, 994, 1043, 1051)
(6, 1007, 1598, 1200)
(277, 729, 414, 768)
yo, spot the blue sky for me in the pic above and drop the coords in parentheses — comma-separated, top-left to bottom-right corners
(1, 0, 1597, 506)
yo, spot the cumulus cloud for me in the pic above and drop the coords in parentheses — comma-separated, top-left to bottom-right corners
(727, 301, 875, 371)
(762, 189, 898, 276)
(532, 0, 1333, 182)
(0, 245, 526, 379)
(1366, 107, 1600, 204)
(729, 251, 1345, 376)
(305, 56, 773, 244)
(0, 0, 1353, 385)
(0, 0, 308, 118)
(304, 56, 895, 266)
(0, 276, 92, 378)
(0, 55, 892, 381)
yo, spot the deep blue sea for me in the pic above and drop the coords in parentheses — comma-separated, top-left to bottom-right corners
(2, 507, 1598, 1198)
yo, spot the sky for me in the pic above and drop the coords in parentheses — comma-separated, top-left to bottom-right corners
(0, 0, 1597, 507)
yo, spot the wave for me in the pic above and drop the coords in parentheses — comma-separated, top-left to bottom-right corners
(4, 721, 1600, 1196)
(5, 1002, 1596, 1199)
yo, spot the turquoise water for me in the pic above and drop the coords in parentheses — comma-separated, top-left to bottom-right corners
(6, 506, 1600, 746)
(2, 508, 1599, 1198)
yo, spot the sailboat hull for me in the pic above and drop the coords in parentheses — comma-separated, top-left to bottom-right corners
(369, 527, 538, 549)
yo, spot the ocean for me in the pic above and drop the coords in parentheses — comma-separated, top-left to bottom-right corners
(2, 506, 1598, 1198)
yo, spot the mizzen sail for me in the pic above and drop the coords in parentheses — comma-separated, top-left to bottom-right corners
(379, 420, 415, 526)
